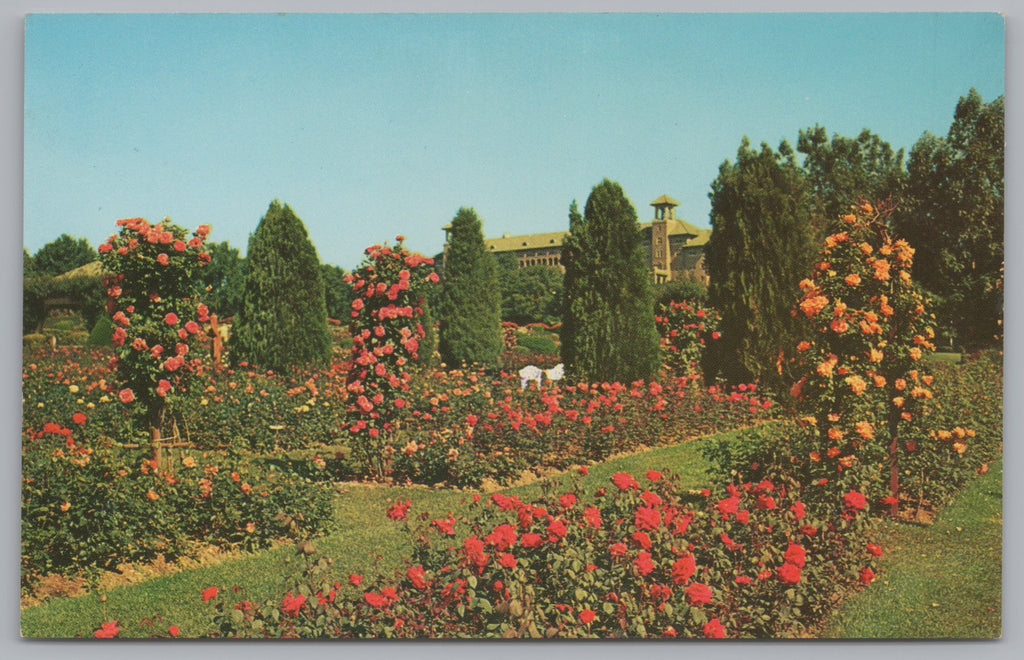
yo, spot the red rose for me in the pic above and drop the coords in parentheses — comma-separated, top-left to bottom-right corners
(484, 523, 517, 551)
(646, 470, 663, 481)
(407, 565, 428, 589)
(776, 562, 802, 584)
(783, 543, 806, 568)
(635, 505, 661, 531)
(72, 412, 86, 425)
(386, 500, 411, 521)
(611, 472, 639, 491)
(168, 625, 179, 637)
(559, 493, 577, 508)
(118, 388, 135, 404)
(579, 609, 596, 625)
(93, 620, 119, 638)
(867, 543, 883, 557)
(631, 531, 652, 550)
(546, 518, 568, 541)
(584, 506, 602, 529)
(859, 567, 876, 585)
(498, 553, 517, 569)
(201, 586, 218, 602)
(685, 582, 713, 606)
(164, 312, 179, 326)
(844, 489, 867, 511)
(520, 532, 543, 549)
(716, 495, 739, 518)
(635, 551, 655, 575)
(609, 542, 628, 557)
(280, 591, 306, 616)
(790, 501, 806, 520)
(703, 618, 726, 639)
(671, 554, 696, 585)
(363, 591, 388, 609)
(348, 573, 363, 586)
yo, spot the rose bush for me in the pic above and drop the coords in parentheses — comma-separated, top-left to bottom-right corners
(21, 420, 335, 586)
(655, 300, 721, 380)
(98, 217, 211, 465)
(343, 238, 437, 478)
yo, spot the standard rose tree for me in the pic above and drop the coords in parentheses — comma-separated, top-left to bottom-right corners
(98, 217, 211, 465)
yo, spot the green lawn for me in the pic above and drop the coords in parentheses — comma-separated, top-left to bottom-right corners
(823, 460, 1002, 639)
(20, 431, 720, 638)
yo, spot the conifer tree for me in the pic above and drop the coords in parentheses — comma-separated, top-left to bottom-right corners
(705, 139, 817, 388)
(437, 207, 503, 366)
(560, 179, 660, 382)
(230, 200, 331, 371)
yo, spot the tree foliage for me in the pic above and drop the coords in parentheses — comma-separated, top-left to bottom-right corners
(496, 261, 564, 326)
(32, 234, 95, 277)
(895, 89, 1004, 349)
(321, 263, 355, 321)
(230, 200, 332, 371)
(560, 180, 661, 382)
(437, 207, 503, 367)
(199, 240, 246, 320)
(797, 126, 906, 222)
(705, 139, 817, 388)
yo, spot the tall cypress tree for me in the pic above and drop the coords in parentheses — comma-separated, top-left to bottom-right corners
(561, 179, 660, 382)
(437, 207, 503, 366)
(705, 138, 816, 388)
(230, 200, 332, 371)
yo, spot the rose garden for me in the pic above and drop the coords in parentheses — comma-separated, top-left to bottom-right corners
(19, 90, 1004, 641)
(19, 191, 1003, 639)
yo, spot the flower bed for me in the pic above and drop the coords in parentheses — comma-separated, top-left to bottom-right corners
(200, 468, 878, 638)
(21, 420, 335, 587)
(22, 345, 773, 488)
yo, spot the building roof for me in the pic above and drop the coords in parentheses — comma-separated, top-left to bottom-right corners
(484, 230, 569, 252)
(481, 219, 711, 253)
(650, 194, 680, 207)
(53, 260, 103, 280)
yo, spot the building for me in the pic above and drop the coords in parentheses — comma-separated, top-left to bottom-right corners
(442, 195, 710, 284)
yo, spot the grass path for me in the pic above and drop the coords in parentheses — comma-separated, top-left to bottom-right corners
(19, 431, 720, 638)
(823, 460, 1002, 638)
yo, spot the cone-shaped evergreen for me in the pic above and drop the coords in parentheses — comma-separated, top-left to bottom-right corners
(560, 179, 661, 382)
(437, 207, 503, 366)
(705, 138, 817, 387)
(230, 200, 332, 371)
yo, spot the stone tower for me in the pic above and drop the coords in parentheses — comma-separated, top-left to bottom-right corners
(650, 194, 678, 283)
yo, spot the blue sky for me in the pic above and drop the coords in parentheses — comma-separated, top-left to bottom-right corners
(23, 12, 1004, 270)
